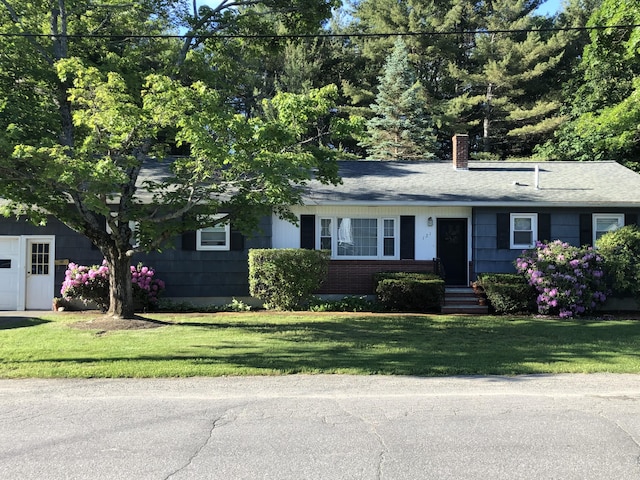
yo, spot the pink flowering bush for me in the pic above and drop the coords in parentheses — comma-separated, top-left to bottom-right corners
(130, 262, 166, 310)
(515, 240, 607, 318)
(61, 260, 165, 311)
(60, 261, 110, 311)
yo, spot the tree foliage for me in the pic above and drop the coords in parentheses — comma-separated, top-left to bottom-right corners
(331, 0, 593, 158)
(596, 225, 640, 300)
(536, 0, 639, 167)
(0, 0, 346, 318)
(360, 37, 437, 160)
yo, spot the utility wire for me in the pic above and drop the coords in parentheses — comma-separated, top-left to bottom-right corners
(0, 23, 638, 39)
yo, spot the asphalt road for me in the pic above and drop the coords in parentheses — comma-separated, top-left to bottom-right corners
(1, 374, 640, 479)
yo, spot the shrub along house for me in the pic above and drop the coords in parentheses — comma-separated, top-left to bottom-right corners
(2, 134, 640, 309)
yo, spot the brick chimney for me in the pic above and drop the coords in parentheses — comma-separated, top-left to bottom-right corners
(452, 134, 469, 170)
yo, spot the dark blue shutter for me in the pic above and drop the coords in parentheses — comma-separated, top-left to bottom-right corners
(625, 213, 638, 226)
(496, 213, 510, 249)
(538, 213, 551, 242)
(400, 216, 415, 259)
(230, 231, 244, 251)
(300, 215, 315, 249)
(579, 214, 592, 246)
(182, 230, 196, 250)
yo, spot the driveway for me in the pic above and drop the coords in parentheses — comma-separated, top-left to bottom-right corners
(0, 374, 639, 479)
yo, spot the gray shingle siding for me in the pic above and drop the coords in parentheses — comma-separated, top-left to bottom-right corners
(473, 210, 517, 275)
(0, 214, 271, 300)
(472, 208, 640, 278)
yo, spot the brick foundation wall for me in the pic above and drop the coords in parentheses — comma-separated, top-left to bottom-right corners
(318, 260, 438, 295)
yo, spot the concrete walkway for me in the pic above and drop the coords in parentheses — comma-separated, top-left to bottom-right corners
(1, 375, 640, 479)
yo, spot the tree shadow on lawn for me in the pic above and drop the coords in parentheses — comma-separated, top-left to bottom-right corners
(17, 315, 640, 376)
(0, 317, 51, 330)
(208, 317, 640, 375)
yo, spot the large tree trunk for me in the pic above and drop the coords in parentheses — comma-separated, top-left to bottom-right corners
(105, 249, 135, 319)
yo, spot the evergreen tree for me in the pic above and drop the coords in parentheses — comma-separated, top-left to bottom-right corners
(445, 0, 570, 157)
(360, 38, 437, 160)
(275, 40, 324, 94)
(339, 0, 584, 158)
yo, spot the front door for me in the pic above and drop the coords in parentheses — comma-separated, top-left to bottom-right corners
(25, 238, 55, 310)
(437, 218, 468, 286)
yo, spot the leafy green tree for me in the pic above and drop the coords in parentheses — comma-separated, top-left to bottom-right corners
(360, 37, 437, 160)
(0, 0, 346, 318)
(275, 39, 324, 94)
(539, 0, 640, 168)
(177, 0, 339, 115)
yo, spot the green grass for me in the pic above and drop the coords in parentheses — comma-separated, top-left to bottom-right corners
(2, 312, 640, 378)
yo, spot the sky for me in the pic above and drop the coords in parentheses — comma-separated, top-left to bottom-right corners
(535, 0, 564, 16)
(195, 0, 566, 19)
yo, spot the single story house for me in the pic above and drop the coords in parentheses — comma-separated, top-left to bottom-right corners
(2, 135, 640, 309)
(276, 135, 640, 294)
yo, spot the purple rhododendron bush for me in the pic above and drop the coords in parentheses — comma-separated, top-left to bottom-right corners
(516, 240, 607, 318)
(61, 260, 165, 312)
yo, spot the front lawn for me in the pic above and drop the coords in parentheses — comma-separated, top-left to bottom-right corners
(1, 312, 640, 378)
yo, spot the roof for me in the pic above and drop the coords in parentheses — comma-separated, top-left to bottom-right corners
(302, 160, 640, 208)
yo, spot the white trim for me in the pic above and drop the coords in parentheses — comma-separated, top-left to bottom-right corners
(196, 215, 231, 251)
(510, 213, 538, 249)
(593, 213, 624, 245)
(319, 216, 400, 260)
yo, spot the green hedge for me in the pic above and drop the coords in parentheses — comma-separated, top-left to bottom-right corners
(249, 249, 330, 310)
(374, 272, 445, 312)
(596, 225, 640, 300)
(476, 273, 536, 315)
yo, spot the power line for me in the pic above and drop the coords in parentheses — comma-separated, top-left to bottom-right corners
(0, 24, 638, 40)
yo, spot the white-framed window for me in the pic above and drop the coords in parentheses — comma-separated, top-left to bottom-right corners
(319, 216, 398, 259)
(196, 215, 230, 251)
(510, 213, 537, 249)
(320, 218, 332, 250)
(593, 214, 624, 244)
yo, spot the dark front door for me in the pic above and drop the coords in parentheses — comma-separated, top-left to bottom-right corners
(437, 218, 468, 286)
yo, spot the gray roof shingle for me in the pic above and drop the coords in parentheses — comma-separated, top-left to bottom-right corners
(302, 160, 640, 207)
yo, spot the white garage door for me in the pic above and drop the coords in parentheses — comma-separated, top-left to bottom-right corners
(0, 237, 20, 310)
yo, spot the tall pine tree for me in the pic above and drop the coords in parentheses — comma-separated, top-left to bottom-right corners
(446, 0, 569, 157)
(361, 38, 437, 160)
(336, 0, 584, 158)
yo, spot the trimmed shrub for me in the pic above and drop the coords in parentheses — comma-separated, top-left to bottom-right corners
(374, 272, 444, 312)
(477, 273, 536, 315)
(249, 249, 330, 310)
(596, 225, 640, 300)
(308, 295, 377, 312)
